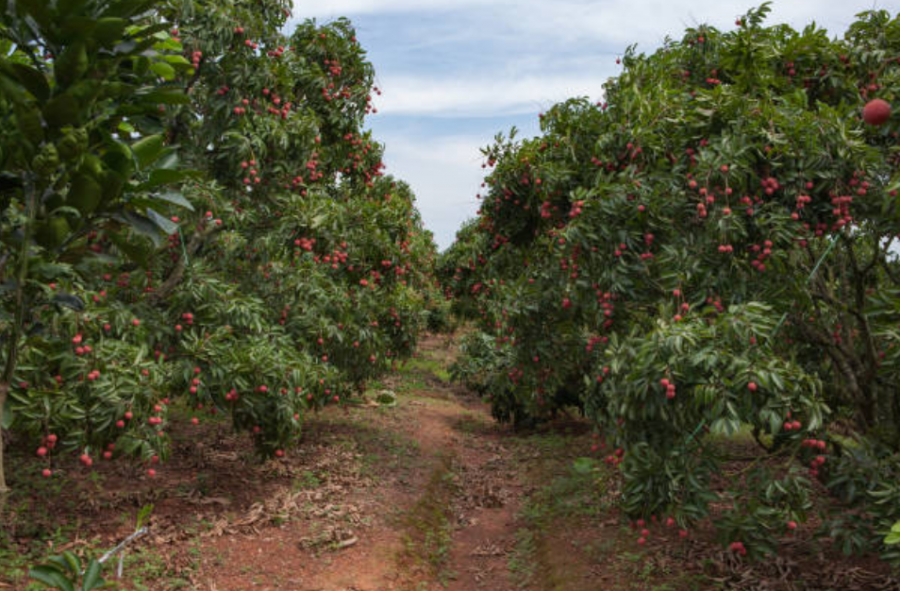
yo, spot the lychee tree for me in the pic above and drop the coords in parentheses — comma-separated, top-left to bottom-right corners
(0, 0, 196, 493)
(443, 4, 900, 563)
(0, 0, 437, 492)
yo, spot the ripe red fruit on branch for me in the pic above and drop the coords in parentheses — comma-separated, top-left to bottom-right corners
(747, 381, 758, 392)
(862, 99, 890, 126)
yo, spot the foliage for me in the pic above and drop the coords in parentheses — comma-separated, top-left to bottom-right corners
(0, 0, 436, 488)
(29, 551, 104, 591)
(441, 3, 900, 564)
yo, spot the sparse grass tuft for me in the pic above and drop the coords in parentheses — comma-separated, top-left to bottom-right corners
(399, 454, 458, 584)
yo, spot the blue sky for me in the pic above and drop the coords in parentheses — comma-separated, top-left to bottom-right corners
(291, 0, 893, 250)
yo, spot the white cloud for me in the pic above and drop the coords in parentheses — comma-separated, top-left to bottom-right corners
(297, 0, 883, 44)
(374, 74, 606, 117)
(294, 0, 481, 17)
(297, 0, 886, 117)
(376, 133, 488, 249)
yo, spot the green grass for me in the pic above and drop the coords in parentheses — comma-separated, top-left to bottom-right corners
(400, 454, 458, 584)
(507, 527, 538, 588)
(400, 356, 452, 383)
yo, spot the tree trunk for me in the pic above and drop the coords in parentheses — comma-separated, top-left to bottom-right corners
(0, 175, 39, 496)
(0, 382, 8, 495)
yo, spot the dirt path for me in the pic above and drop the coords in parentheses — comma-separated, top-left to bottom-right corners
(193, 334, 525, 591)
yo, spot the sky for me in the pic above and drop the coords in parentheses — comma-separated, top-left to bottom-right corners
(291, 0, 895, 250)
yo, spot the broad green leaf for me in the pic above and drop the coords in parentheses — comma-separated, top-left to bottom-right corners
(149, 61, 176, 81)
(146, 208, 178, 235)
(10, 63, 50, 101)
(81, 560, 104, 591)
(131, 134, 165, 169)
(28, 566, 75, 591)
(135, 89, 190, 105)
(155, 191, 194, 211)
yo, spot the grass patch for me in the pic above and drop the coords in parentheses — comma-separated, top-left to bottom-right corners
(507, 437, 615, 590)
(400, 357, 451, 383)
(399, 454, 457, 585)
(507, 527, 538, 588)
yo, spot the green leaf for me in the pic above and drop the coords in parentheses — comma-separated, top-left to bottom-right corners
(60, 552, 81, 575)
(135, 89, 190, 105)
(67, 173, 103, 214)
(93, 17, 128, 48)
(107, 230, 150, 268)
(131, 134, 165, 169)
(116, 210, 163, 246)
(146, 208, 178, 235)
(161, 55, 191, 66)
(28, 565, 76, 591)
(138, 168, 201, 190)
(54, 42, 88, 88)
(52, 293, 85, 312)
(155, 191, 194, 211)
(135, 504, 154, 529)
(43, 95, 81, 129)
(572, 457, 597, 474)
(81, 560, 103, 591)
(10, 63, 50, 101)
(149, 61, 176, 81)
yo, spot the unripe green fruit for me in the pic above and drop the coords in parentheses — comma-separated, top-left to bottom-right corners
(58, 127, 88, 161)
(67, 173, 102, 214)
(32, 144, 59, 176)
(35, 216, 71, 250)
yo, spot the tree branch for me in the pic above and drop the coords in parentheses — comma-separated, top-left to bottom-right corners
(147, 225, 218, 304)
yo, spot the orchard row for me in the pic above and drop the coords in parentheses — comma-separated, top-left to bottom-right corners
(0, 0, 443, 492)
(440, 4, 900, 565)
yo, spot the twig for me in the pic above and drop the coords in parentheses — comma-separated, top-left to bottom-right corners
(96, 526, 148, 579)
